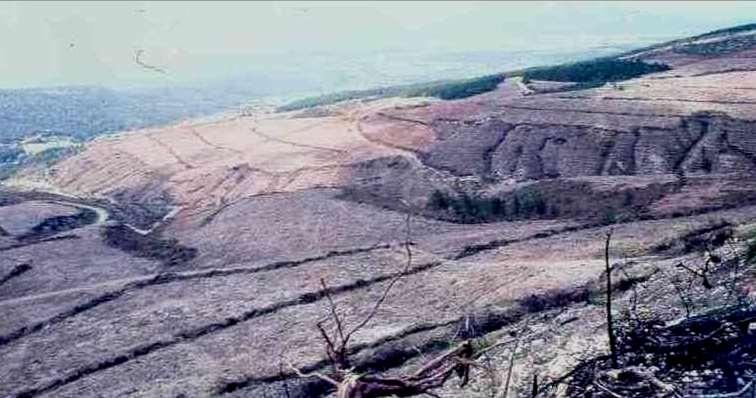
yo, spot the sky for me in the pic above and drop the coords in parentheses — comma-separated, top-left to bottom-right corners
(1, 1, 755, 89)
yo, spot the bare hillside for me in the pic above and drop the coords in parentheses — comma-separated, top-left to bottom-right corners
(1, 25, 756, 398)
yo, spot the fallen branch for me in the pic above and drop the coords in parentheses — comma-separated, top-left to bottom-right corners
(691, 380, 754, 398)
(595, 380, 626, 398)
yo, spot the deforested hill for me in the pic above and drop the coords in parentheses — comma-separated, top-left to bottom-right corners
(1, 23, 756, 398)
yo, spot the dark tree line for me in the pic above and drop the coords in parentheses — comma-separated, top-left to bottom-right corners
(522, 58, 670, 84)
(277, 74, 505, 112)
(428, 189, 550, 223)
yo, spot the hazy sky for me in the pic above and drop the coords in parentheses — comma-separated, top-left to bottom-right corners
(1, 1, 755, 88)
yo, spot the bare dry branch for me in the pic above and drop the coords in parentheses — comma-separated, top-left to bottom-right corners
(342, 207, 414, 348)
(594, 380, 626, 398)
(605, 229, 618, 367)
(286, 361, 340, 386)
(320, 278, 347, 346)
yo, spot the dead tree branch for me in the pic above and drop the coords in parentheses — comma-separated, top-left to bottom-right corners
(287, 204, 487, 397)
(605, 229, 618, 367)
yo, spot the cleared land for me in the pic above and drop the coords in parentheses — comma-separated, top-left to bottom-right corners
(2, 26, 756, 398)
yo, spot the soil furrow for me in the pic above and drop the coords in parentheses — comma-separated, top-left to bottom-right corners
(0, 263, 32, 287)
(186, 127, 246, 156)
(9, 261, 443, 398)
(451, 223, 593, 260)
(355, 116, 426, 155)
(146, 134, 195, 169)
(0, 244, 392, 347)
(675, 118, 711, 172)
(217, 277, 616, 397)
(723, 132, 756, 168)
(481, 126, 513, 180)
(0, 234, 80, 253)
(598, 132, 622, 175)
(691, 67, 756, 77)
(500, 104, 684, 118)
(375, 111, 432, 127)
(249, 127, 346, 154)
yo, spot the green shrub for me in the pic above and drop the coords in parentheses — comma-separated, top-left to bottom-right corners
(428, 188, 554, 223)
(402, 74, 505, 100)
(513, 189, 547, 217)
(427, 191, 507, 223)
(428, 190, 450, 210)
(601, 209, 618, 226)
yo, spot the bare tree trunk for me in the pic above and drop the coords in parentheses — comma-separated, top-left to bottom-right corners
(497, 331, 523, 398)
(605, 231, 618, 367)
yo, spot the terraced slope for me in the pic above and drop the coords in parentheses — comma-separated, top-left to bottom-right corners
(2, 25, 756, 398)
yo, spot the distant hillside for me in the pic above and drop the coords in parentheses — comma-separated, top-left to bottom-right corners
(276, 22, 756, 112)
(0, 86, 252, 146)
(0, 85, 267, 177)
(277, 74, 505, 112)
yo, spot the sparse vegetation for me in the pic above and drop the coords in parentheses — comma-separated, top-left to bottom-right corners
(428, 188, 553, 223)
(102, 224, 197, 267)
(428, 190, 507, 223)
